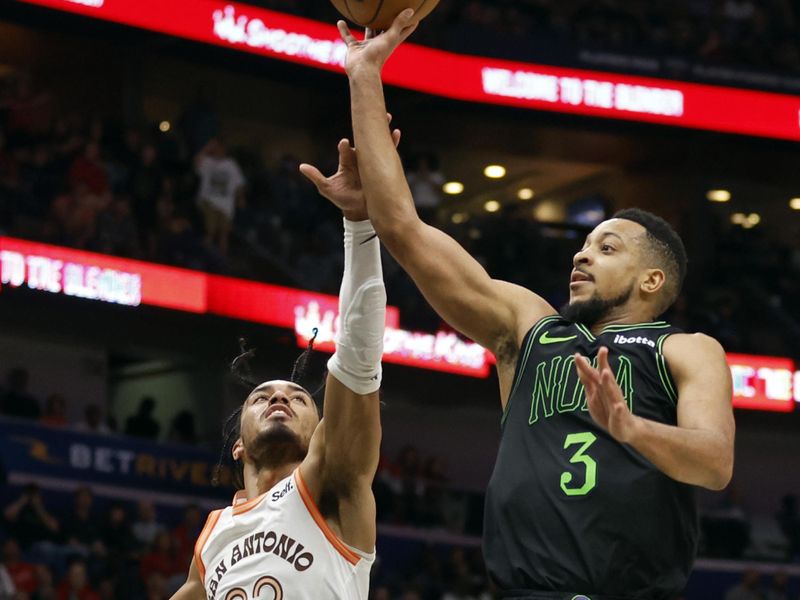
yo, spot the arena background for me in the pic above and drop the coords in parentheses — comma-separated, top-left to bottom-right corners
(0, 1, 799, 599)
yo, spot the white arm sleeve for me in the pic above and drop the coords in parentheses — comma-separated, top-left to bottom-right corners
(326, 218, 386, 395)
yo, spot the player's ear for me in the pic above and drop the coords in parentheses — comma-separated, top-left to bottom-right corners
(641, 268, 665, 295)
(232, 438, 244, 461)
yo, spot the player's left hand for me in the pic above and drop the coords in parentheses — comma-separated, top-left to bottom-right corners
(575, 347, 641, 443)
(337, 10, 418, 76)
(299, 114, 401, 221)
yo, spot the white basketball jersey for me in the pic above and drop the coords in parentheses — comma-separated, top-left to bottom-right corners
(195, 469, 374, 600)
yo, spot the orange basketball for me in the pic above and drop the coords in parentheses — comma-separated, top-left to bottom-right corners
(330, 0, 441, 31)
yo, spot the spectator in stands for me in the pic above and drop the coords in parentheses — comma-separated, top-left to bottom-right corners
(59, 487, 104, 560)
(101, 503, 133, 561)
(93, 195, 140, 258)
(167, 410, 197, 445)
(39, 394, 67, 428)
(124, 397, 160, 440)
(68, 141, 109, 200)
(73, 404, 112, 435)
(724, 570, 762, 600)
(2, 484, 59, 550)
(32, 565, 55, 600)
(194, 137, 245, 256)
(170, 505, 202, 569)
(764, 572, 790, 600)
(777, 494, 800, 561)
(128, 142, 162, 256)
(56, 560, 100, 600)
(139, 532, 183, 589)
(1, 539, 36, 596)
(131, 501, 164, 550)
(0, 558, 14, 600)
(1, 368, 40, 420)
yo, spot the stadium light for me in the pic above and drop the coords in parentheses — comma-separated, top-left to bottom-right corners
(443, 182, 465, 195)
(484, 200, 501, 213)
(484, 165, 506, 179)
(707, 189, 731, 202)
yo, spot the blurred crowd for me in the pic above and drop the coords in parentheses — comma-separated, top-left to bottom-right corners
(0, 367, 196, 445)
(0, 484, 209, 600)
(5, 66, 799, 352)
(260, 0, 800, 77)
(1, 479, 799, 600)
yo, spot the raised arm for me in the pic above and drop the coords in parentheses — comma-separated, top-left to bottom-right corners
(300, 219, 385, 554)
(335, 15, 555, 358)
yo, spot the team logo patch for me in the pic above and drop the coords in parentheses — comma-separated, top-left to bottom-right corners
(571, 596, 591, 600)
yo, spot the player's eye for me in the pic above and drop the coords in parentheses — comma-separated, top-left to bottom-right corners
(601, 244, 614, 252)
(292, 395, 306, 404)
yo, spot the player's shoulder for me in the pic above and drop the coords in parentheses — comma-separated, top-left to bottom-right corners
(662, 332, 727, 371)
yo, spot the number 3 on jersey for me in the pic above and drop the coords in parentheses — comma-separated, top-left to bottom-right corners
(560, 432, 597, 496)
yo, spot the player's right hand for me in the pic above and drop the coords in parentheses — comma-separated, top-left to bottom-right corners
(337, 9, 418, 76)
(299, 114, 401, 221)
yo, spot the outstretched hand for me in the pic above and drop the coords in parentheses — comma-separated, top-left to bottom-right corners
(337, 9, 418, 75)
(575, 347, 640, 443)
(299, 114, 401, 221)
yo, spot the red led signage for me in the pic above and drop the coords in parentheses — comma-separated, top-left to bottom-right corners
(728, 353, 796, 413)
(13, 0, 800, 141)
(0, 237, 488, 377)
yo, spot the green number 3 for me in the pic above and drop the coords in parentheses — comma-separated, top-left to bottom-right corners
(560, 432, 598, 496)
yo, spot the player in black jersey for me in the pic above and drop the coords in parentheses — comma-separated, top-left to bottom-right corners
(300, 12, 735, 599)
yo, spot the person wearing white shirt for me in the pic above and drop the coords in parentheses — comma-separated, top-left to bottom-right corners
(194, 138, 245, 256)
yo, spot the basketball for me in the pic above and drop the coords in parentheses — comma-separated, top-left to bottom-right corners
(330, 0, 441, 30)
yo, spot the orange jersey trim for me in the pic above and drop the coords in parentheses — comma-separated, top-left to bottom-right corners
(194, 509, 223, 583)
(232, 491, 268, 516)
(294, 469, 361, 566)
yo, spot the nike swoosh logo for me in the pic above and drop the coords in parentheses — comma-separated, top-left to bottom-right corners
(539, 331, 578, 345)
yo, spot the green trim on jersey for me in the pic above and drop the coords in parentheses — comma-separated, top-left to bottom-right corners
(502, 315, 560, 426)
(575, 323, 596, 342)
(600, 321, 670, 333)
(656, 333, 678, 405)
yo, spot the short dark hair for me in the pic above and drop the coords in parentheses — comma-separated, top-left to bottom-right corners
(613, 208, 687, 314)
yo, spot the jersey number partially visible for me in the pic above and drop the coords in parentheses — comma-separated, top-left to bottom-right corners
(560, 432, 597, 496)
(225, 576, 283, 600)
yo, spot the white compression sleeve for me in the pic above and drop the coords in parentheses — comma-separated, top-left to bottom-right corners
(326, 218, 386, 395)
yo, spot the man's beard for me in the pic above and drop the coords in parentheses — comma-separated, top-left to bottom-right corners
(245, 423, 307, 471)
(560, 284, 634, 327)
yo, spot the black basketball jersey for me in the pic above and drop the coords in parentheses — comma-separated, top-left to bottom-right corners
(483, 316, 698, 600)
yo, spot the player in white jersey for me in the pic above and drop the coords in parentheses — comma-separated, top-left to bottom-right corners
(170, 199, 390, 599)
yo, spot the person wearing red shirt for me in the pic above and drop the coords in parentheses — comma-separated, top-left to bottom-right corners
(68, 142, 109, 197)
(169, 505, 201, 569)
(139, 531, 183, 583)
(2, 538, 37, 595)
(56, 560, 100, 600)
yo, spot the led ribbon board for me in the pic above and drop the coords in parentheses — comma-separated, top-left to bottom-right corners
(0, 237, 489, 377)
(12, 0, 800, 140)
(728, 353, 797, 412)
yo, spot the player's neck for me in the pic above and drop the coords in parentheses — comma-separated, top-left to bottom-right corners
(589, 306, 655, 334)
(242, 460, 302, 499)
